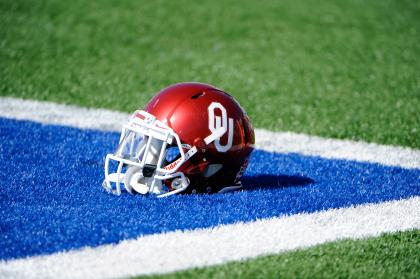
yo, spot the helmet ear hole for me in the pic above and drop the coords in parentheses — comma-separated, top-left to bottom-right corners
(191, 92, 205, 99)
(203, 164, 223, 178)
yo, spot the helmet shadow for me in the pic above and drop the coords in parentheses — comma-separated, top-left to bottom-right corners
(241, 174, 314, 191)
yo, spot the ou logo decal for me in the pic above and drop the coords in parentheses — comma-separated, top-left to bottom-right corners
(207, 102, 234, 152)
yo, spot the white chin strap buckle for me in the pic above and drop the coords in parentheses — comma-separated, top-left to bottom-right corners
(124, 166, 163, 195)
(104, 167, 163, 196)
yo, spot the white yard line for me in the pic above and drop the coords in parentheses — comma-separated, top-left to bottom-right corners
(0, 97, 128, 132)
(0, 197, 418, 279)
(256, 129, 420, 169)
(1, 97, 419, 169)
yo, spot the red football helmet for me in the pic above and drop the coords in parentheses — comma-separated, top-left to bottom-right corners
(103, 82, 255, 197)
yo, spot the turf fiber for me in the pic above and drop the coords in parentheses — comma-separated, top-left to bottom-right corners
(1, 0, 419, 277)
(1, 118, 419, 260)
(139, 230, 420, 279)
(1, 0, 419, 147)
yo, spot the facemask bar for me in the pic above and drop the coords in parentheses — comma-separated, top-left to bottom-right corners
(103, 110, 197, 197)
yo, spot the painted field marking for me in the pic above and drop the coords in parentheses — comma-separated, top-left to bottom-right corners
(0, 197, 418, 279)
(1, 97, 419, 169)
(1, 97, 419, 278)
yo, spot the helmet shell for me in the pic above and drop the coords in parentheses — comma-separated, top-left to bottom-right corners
(145, 82, 255, 193)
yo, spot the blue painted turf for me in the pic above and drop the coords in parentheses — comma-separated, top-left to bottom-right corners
(0, 118, 419, 260)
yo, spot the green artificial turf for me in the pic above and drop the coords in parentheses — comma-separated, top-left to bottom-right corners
(1, 0, 419, 147)
(137, 230, 420, 279)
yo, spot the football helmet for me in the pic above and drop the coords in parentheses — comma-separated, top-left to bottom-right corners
(103, 82, 255, 197)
